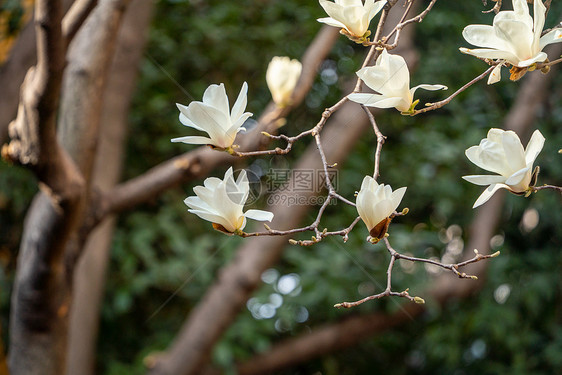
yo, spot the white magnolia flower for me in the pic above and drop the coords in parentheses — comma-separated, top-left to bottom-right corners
(348, 49, 447, 113)
(463, 128, 545, 208)
(172, 82, 252, 149)
(356, 176, 406, 241)
(317, 0, 386, 39)
(185, 167, 274, 233)
(460, 0, 562, 83)
(266, 56, 302, 107)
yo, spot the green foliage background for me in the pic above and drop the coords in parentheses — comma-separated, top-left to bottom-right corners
(1, 0, 561, 374)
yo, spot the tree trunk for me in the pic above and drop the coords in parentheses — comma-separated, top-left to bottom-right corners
(66, 1, 153, 374)
(8, 1, 130, 374)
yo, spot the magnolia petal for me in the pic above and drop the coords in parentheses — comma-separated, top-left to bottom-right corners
(505, 167, 530, 188)
(185, 102, 231, 137)
(487, 64, 502, 85)
(340, 5, 368, 36)
(370, 199, 394, 230)
(517, 52, 547, 67)
(318, 1, 346, 23)
(356, 66, 389, 93)
(459, 47, 520, 66)
(203, 176, 222, 190)
(496, 2, 533, 31)
(390, 187, 407, 212)
(493, 19, 534, 62)
(410, 84, 447, 92)
(177, 104, 206, 131)
(524, 129, 545, 165)
(367, 0, 386, 20)
(244, 209, 274, 222)
(188, 209, 236, 232)
(231, 82, 249, 121)
(486, 128, 504, 143)
(465, 145, 506, 175)
(462, 174, 507, 186)
(512, 0, 531, 19)
(356, 202, 372, 230)
(472, 183, 509, 208)
(230, 169, 250, 204)
(385, 51, 411, 94)
(231, 112, 253, 132)
(192, 186, 217, 206)
(317, 17, 346, 29)
(462, 25, 509, 51)
(202, 83, 230, 115)
(349, 93, 406, 110)
(184, 195, 216, 212)
(410, 84, 447, 98)
(501, 130, 526, 172)
(235, 168, 248, 185)
(223, 167, 235, 182)
(339, 0, 364, 7)
(539, 28, 562, 50)
(348, 92, 384, 105)
(171, 135, 214, 145)
(533, 0, 546, 48)
(360, 175, 373, 191)
(179, 113, 204, 131)
(215, 183, 245, 225)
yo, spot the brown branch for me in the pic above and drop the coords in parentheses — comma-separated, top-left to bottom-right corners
(2, 0, 84, 199)
(5, 0, 134, 374)
(62, 0, 99, 47)
(334, 240, 500, 309)
(5, 1, 88, 372)
(377, 0, 438, 49)
(66, 1, 153, 374)
(532, 184, 562, 193)
(411, 65, 495, 115)
(58, 0, 130, 184)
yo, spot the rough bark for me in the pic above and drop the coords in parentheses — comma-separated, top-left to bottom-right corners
(6, 0, 130, 374)
(0, 0, 77, 144)
(66, 1, 153, 374)
(59, 0, 129, 183)
(0, 19, 35, 145)
(6, 1, 84, 372)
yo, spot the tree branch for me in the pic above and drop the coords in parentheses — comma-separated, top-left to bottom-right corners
(62, 0, 99, 48)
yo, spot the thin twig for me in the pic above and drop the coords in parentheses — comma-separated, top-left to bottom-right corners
(361, 106, 385, 180)
(532, 184, 562, 193)
(369, 0, 438, 50)
(411, 65, 495, 115)
(334, 238, 500, 308)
